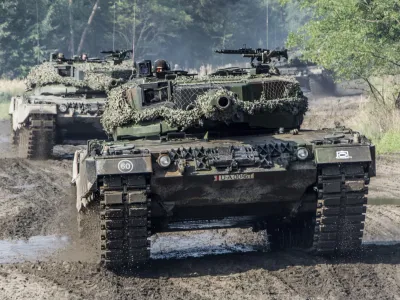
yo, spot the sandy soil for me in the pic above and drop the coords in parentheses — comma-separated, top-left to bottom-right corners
(1, 95, 400, 300)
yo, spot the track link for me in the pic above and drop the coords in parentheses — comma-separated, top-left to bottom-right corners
(17, 114, 55, 159)
(100, 175, 151, 269)
(313, 163, 369, 254)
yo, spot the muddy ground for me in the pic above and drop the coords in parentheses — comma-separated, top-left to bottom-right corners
(1, 95, 400, 300)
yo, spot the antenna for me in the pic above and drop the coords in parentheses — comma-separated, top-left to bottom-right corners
(266, 0, 269, 48)
(36, 0, 40, 64)
(113, 0, 116, 51)
(132, 0, 136, 65)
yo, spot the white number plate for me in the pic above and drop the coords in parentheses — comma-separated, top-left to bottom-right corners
(214, 173, 254, 181)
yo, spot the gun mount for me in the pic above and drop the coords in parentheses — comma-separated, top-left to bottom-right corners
(215, 46, 288, 75)
(101, 49, 133, 65)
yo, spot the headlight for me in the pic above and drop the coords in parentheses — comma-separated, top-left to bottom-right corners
(158, 155, 171, 168)
(296, 147, 309, 160)
(59, 104, 68, 113)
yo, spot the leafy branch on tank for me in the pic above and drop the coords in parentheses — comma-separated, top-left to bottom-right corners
(25, 52, 135, 92)
(101, 86, 307, 134)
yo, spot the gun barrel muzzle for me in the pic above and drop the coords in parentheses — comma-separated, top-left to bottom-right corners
(110, 79, 119, 87)
(212, 95, 232, 110)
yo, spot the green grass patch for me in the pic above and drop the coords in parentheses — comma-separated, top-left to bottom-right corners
(0, 102, 10, 120)
(376, 130, 400, 154)
(0, 92, 13, 103)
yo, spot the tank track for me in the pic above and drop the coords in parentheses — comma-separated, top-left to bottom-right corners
(313, 163, 369, 254)
(16, 114, 55, 159)
(100, 178, 151, 268)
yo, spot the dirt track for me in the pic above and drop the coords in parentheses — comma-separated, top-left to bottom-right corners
(1, 96, 400, 299)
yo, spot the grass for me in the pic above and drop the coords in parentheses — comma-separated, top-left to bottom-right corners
(0, 79, 25, 120)
(0, 102, 10, 120)
(376, 130, 400, 154)
(350, 76, 400, 154)
(0, 79, 26, 94)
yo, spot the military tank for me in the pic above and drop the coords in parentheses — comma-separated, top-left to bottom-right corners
(9, 50, 134, 159)
(276, 53, 337, 97)
(72, 47, 376, 268)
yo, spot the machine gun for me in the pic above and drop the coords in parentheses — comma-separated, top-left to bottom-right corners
(101, 49, 133, 64)
(215, 46, 288, 69)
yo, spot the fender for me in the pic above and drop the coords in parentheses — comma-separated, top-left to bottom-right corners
(12, 102, 57, 131)
(73, 150, 97, 211)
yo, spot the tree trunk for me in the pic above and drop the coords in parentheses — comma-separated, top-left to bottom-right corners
(68, 0, 75, 56)
(77, 0, 99, 54)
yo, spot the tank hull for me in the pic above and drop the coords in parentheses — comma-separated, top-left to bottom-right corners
(151, 162, 316, 221)
(73, 128, 375, 267)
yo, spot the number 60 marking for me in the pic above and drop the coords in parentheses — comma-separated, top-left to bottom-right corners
(118, 160, 134, 173)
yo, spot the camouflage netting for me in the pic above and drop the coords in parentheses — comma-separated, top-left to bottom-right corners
(101, 79, 308, 134)
(25, 61, 134, 91)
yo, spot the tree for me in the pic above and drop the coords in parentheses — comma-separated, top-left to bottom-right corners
(109, 0, 193, 61)
(0, 0, 65, 77)
(77, 0, 100, 54)
(282, 0, 400, 85)
(0, 0, 302, 77)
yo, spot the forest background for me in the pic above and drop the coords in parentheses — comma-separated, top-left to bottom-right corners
(0, 0, 306, 78)
(1, 0, 400, 152)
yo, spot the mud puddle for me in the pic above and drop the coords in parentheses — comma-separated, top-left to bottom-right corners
(0, 235, 69, 264)
(2, 222, 399, 264)
(151, 229, 265, 260)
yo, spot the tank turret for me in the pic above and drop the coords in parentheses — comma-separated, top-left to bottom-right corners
(9, 52, 135, 159)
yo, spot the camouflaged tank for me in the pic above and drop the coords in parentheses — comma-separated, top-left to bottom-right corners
(9, 52, 134, 159)
(71, 49, 376, 269)
(277, 54, 337, 97)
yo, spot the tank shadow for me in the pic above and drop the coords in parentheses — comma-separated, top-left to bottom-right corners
(115, 243, 400, 278)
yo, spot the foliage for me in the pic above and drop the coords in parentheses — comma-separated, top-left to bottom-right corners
(350, 76, 400, 154)
(282, 0, 400, 83)
(0, 79, 25, 99)
(0, 0, 309, 78)
(376, 131, 400, 154)
(0, 102, 10, 120)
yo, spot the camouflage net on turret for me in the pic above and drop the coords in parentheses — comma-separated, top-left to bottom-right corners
(25, 61, 134, 91)
(101, 79, 308, 134)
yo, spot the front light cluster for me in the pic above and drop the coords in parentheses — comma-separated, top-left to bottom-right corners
(296, 147, 309, 160)
(58, 104, 68, 113)
(157, 154, 171, 168)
